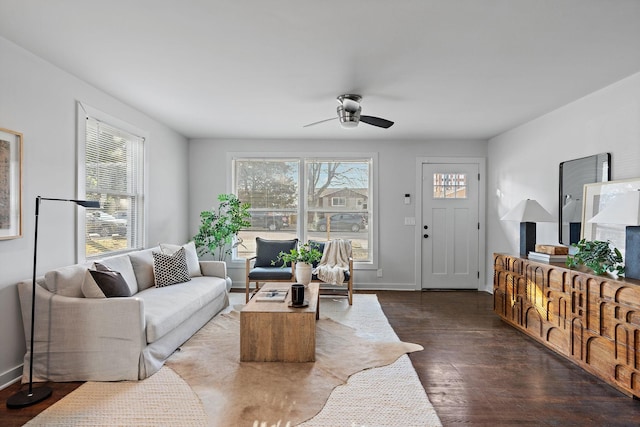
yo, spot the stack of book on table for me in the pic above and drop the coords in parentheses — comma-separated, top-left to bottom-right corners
(528, 244, 569, 263)
(254, 287, 289, 302)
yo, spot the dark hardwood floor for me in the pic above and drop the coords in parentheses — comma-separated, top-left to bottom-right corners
(377, 291, 640, 427)
(1, 290, 639, 426)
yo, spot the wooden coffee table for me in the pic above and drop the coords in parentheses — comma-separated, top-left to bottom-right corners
(240, 283, 319, 362)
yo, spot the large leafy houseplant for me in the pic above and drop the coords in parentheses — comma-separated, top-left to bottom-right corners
(566, 239, 625, 276)
(193, 194, 251, 261)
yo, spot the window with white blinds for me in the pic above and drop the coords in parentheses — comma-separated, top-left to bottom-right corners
(83, 116, 145, 258)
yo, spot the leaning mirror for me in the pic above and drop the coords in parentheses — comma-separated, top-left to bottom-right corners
(559, 153, 611, 244)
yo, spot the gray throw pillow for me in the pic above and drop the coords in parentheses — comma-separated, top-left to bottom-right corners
(82, 265, 132, 298)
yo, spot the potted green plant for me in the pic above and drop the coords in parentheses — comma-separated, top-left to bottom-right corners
(566, 239, 625, 277)
(274, 242, 323, 285)
(193, 194, 251, 262)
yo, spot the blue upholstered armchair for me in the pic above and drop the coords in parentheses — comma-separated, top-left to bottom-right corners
(245, 237, 298, 302)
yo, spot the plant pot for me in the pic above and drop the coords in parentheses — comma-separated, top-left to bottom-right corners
(295, 262, 313, 286)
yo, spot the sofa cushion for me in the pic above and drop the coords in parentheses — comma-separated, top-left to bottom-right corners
(136, 276, 227, 343)
(44, 263, 93, 297)
(129, 247, 158, 291)
(81, 266, 132, 298)
(153, 247, 191, 287)
(159, 242, 202, 277)
(254, 237, 298, 267)
(99, 254, 139, 295)
(248, 266, 293, 281)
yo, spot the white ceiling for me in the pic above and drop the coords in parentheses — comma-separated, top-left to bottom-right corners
(1, 0, 640, 141)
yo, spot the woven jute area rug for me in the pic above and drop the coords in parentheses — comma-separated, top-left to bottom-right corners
(26, 294, 442, 427)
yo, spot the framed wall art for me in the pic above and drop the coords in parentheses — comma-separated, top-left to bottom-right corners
(581, 177, 640, 255)
(0, 127, 23, 240)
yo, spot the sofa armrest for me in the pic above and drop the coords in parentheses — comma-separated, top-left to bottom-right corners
(18, 280, 145, 382)
(199, 260, 227, 278)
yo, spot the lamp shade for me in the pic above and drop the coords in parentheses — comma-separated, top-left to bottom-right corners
(501, 199, 555, 222)
(587, 190, 640, 225)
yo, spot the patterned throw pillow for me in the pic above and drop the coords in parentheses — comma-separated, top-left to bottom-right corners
(152, 247, 191, 287)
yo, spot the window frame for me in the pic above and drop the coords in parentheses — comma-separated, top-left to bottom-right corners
(331, 196, 347, 207)
(76, 102, 148, 261)
(228, 151, 378, 269)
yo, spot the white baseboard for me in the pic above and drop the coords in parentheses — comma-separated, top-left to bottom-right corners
(0, 364, 23, 391)
(231, 283, 419, 292)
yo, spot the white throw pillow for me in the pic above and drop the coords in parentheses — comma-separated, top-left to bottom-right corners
(98, 254, 139, 295)
(159, 241, 202, 277)
(129, 248, 157, 291)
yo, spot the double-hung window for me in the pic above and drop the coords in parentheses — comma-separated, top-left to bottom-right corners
(79, 107, 145, 259)
(232, 155, 374, 264)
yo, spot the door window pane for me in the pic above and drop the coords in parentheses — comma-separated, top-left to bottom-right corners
(433, 173, 468, 199)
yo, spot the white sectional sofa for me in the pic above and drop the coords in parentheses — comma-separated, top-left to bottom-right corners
(16, 242, 230, 382)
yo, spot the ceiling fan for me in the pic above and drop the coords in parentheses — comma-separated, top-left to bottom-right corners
(304, 94, 394, 129)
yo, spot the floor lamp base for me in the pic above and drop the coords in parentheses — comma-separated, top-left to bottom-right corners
(6, 385, 52, 409)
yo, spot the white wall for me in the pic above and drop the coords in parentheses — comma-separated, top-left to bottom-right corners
(488, 71, 640, 284)
(0, 37, 190, 387)
(188, 139, 488, 288)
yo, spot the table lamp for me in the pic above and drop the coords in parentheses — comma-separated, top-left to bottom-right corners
(6, 196, 100, 409)
(501, 199, 555, 256)
(587, 190, 640, 280)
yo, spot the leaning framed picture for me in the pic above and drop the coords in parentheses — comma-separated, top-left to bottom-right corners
(581, 177, 640, 255)
(0, 127, 23, 240)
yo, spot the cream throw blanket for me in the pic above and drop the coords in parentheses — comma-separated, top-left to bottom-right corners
(313, 239, 351, 285)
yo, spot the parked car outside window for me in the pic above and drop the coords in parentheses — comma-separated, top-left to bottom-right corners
(113, 211, 128, 221)
(86, 211, 127, 237)
(249, 212, 290, 231)
(315, 213, 365, 232)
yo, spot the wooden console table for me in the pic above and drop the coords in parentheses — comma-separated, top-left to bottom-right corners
(493, 253, 640, 398)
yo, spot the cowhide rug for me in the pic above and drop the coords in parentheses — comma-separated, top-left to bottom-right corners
(165, 309, 423, 426)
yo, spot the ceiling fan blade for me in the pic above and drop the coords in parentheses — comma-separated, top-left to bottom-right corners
(360, 115, 394, 129)
(303, 117, 338, 128)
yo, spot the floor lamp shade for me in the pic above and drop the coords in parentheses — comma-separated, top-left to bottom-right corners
(587, 190, 640, 280)
(501, 199, 555, 257)
(6, 196, 100, 409)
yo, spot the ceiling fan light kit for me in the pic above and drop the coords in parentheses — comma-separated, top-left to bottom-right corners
(338, 103, 361, 128)
(304, 94, 394, 129)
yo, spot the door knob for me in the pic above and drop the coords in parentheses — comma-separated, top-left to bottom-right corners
(423, 234, 429, 238)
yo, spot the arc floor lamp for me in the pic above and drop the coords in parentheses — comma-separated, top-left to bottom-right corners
(7, 196, 100, 409)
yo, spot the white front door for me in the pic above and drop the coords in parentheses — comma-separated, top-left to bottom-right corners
(421, 162, 479, 289)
